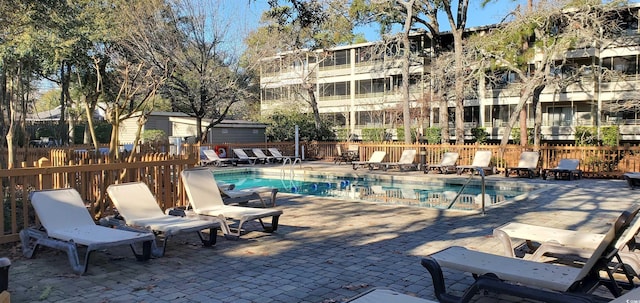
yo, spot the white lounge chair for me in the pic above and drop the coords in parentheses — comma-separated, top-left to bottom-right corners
(232, 148, 258, 165)
(493, 205, 640, 273)
(381, 149, 418, 171)
(218, 182, 278, 208)
(201, 149, 236, 167)
(267, 147, 293, 162)
(106, 182, 223, 256)
(456, 150, 493, 175)
(20, 188, 156, 274)
(505, 151, 540, 178)
(542, 158, 583, 180)
(351, 151, 386, 170)
(421, 210, 634, 302)
(335, 144, 359, 164)
(251, 148, 276, 164)
(181, 168, 283, 238)
(425, 152, 459, 174)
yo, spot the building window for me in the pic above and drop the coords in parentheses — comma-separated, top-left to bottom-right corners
(372, 78, 386, 93)
(547, 107, 573, 126)
(320, 81, 350, 97)
(262, 87, 282, 101)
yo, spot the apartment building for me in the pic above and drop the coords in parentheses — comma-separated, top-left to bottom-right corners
(259, 4, 640, 143)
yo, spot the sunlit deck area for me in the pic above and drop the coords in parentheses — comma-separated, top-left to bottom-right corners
(5, 161, 637, 302)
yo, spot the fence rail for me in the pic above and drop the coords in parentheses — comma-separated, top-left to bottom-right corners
(0, 153, 196, 244)
(3, 141, 640, 245)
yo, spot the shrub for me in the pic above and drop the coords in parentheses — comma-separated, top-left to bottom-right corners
(575, 127, 598, 146)
(601, 126, 619, 147)
(142, 129, 168, 143)
(424, 127, 441, 144)
(471, 127, 488, 143)
(361, 128, 385, 142)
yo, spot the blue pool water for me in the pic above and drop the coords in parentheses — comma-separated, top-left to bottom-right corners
(214, 171, 535, 211)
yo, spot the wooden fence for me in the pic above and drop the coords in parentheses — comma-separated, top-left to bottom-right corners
(0, 153, 197, 245)
(2, 141, 640, 245)
(214, 142, 640, 178)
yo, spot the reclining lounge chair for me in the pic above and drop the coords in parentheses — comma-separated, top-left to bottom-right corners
(493, 204, 640, 274)
(421, 210, 635, 303)
(232, 148, 259, 165)
(352, 151, 386, 170)
(504, 151, 540, 178)
(181, 167, 283, 238)
(425, 152, 459, 174)
(218, 182, 278, 208)
(20, 188, 155, 274)
(252, 148, 275, 164)
(267, 147, 294, 163)
(334, 144, 359, 164)
(201, 149, 236, 167)
(456, 150, 493, 175)
(542, 159, 582, 180)
(380, 149, 418, 171)
(106, 182, 223, 256)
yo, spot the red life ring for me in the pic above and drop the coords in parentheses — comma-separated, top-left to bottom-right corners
(214, 145, 227, 158)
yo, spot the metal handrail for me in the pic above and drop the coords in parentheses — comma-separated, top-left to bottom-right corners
(447, 167, 486, 215)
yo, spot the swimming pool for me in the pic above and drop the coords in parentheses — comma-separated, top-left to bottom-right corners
(213, 170, 544, 211)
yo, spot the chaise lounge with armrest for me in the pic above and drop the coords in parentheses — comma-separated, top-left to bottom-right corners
(456, 150, 493, 175)
(251, 148, 275, 164)
(232, 148, 258, 165)
(218, 182, 278, 208)
(493, 204, 640, 275)
(380, 149, 418, 171)
(267, 147, 295, 163)
(421, 209, 636, 303)
(201, 149, 236, 167)
(20, 188, 156, 274)
(181, 167, 283, 238)
(351, 151, 386, 170)
(106, 182, 223, 256)
(334, 144, 359, 164)
(504, 151, 540, 178)
(542, 158, 582, 180)
(425, 152, 459, 174)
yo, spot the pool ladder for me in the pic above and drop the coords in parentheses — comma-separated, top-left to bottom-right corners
(280, 157, 302, 183)
(446, 167, 487, 215)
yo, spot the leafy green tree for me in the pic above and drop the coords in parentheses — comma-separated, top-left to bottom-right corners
(260, 110, 336, 142)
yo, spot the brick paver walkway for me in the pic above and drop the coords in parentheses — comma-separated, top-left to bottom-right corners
(5, 163, 638, 302)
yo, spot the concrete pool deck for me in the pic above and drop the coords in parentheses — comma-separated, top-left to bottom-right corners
(5, 161, 639, 302)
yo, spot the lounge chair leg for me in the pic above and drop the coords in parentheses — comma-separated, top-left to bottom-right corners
(197, 228, 218, 247)
(258, 215, 280, 232)
(131, 240, 152, 261)
(420, 258, 462, 303)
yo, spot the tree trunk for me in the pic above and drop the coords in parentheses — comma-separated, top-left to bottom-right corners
(439, 99, 449, 144)
(500, 81, 539, 146)
(401, 1, 415, 144)
(59, 62, 69, 145)
(306, 85, 322, 130)
(453, 30, 465, 144)
(519, 107, 527, 146)
(532, 85, 544, 148)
